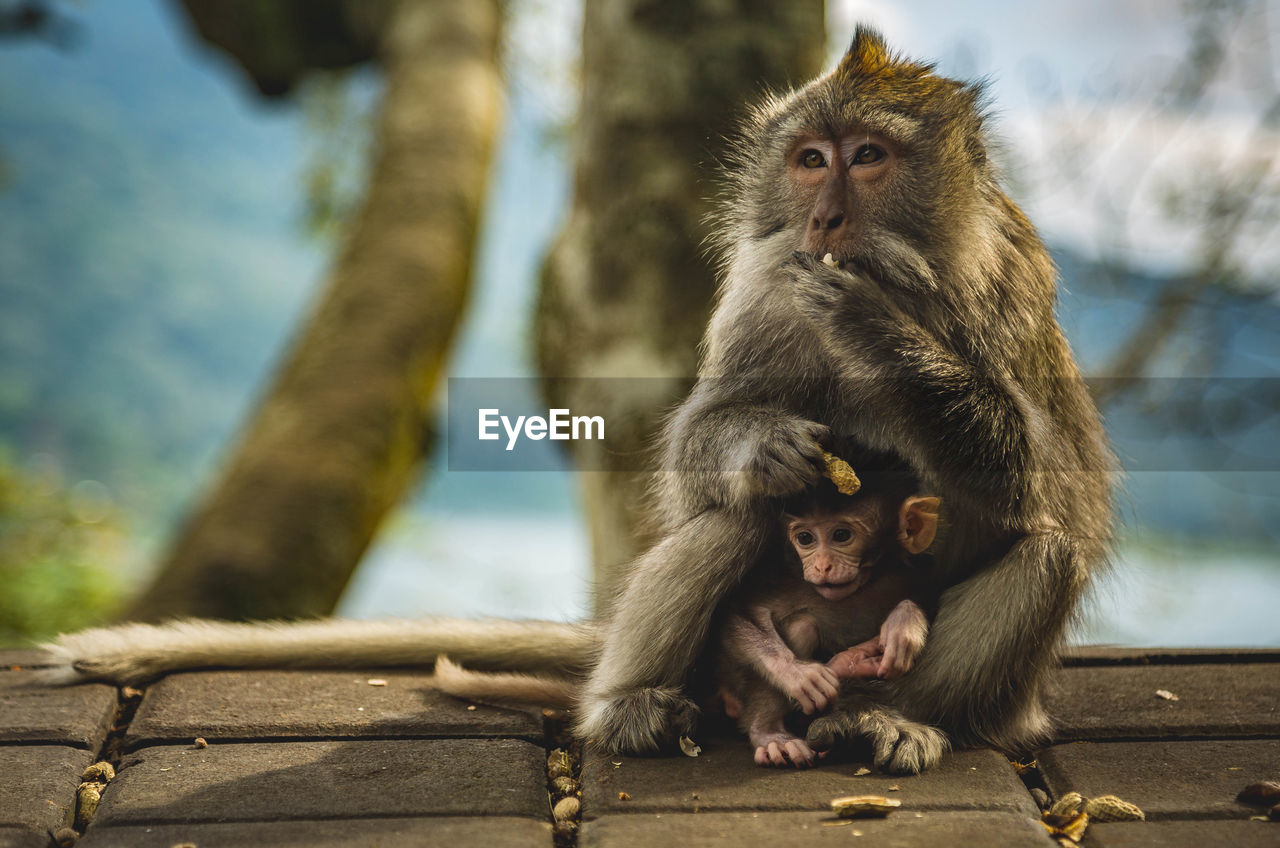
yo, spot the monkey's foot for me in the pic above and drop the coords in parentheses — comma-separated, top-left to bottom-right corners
(807, 706, 948, 775)
(752, 732, 821, 769)
(574, 687, 699, 754)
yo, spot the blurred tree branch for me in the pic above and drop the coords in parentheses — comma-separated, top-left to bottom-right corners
(1034, 0, 1280, 406)
(129, 0, 504, 620)
(536, 0, 825, 600)
(1093, 0, 1279, 402)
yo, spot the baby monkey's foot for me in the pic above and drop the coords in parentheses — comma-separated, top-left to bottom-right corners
(752, 732, 822, 769)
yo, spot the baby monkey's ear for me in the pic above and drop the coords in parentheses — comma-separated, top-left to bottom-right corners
(898, 496, 942, 554)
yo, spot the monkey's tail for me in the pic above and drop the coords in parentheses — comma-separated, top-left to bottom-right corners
(40, 617, 597, 686)
(433, 655, 578, 708)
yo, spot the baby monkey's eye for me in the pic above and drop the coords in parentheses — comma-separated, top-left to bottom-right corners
(832, 528, 852, 543)
(800, 149, 826, 169)
(851, 144, 886, 165)
(795, 531, 816, 545)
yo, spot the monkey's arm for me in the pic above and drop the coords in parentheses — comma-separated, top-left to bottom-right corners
(872, 597, 928, 680)
(828, 578, 932, 681)
(659, 378, 830, 513)
(788, 258, 1049, 522)
(723, 604, 839, 714)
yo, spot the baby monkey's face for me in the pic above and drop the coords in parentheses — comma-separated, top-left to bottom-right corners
(786, 494, 940, 601)
(786, 506, 883, 601)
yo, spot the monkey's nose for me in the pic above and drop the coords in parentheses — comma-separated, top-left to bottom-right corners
(815, 211, 844, 231)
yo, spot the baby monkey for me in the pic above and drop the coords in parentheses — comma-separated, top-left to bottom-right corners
(718, 485, 941, 768)
(430, 479, 940, 770)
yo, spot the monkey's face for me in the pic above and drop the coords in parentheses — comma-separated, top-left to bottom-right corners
(788, 130, 901, 259)
(724, 29, 989, 293)
(786, 509, 884, 601)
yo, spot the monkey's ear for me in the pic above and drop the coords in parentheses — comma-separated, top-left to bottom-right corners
(898, 496, 941, 554)
(837, 26, 891, 77)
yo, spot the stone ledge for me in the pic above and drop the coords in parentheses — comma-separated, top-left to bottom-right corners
(125, 670, 543, 748)
(581, 741, 1036, 819)
(1085, 820, 1280, 848)
(580, 809, 1056, 847)
(0, 827, 51, 848)
(94, 738, 549, 826)
(0, 651, 55, 671)
(1049, 664, 1280, 740)
(0, 671, 118, 749)
(0, 745, 94, 833)
(1038, 739, 1280, 819)
(1061, 646, 1280, 666)
(77, 816, 554, 847)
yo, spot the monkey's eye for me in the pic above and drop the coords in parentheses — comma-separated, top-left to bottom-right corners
(800, 150, 826, 169)
(832, 528, 852, 543)
(795, 531, 816, 546)
(851, 144, 886, 166)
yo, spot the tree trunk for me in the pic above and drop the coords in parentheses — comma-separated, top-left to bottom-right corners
(128, 0, 504, 621)
(537, 0, 825, 602)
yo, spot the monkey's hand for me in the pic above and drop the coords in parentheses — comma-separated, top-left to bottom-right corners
(877, 599, 928, 680)
(775, 659, 841, 714)
(827, 639, 884, 680)
(574, 687, 700, 754)
(729, 414, 830, 500)
(783, 251, 897, 329)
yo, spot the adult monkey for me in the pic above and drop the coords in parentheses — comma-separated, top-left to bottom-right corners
(45, 29, 1112, 773)
(573, 27, 1113, 768)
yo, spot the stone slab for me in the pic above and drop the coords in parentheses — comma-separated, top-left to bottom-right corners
(0, 828, 49, 848)
(0, 745, 94, 831)
(0, 651, 54, 671)
(1086, 820, 1280, 848)
(125, 670, 543, 748)
(94, 738, 547, 825)
(1061, 646, 1280, 666)
(581, 739, 1037, 818)
(1038, 739, 1280, 819)
(77, 816, 553, 847)
(1048, 664, 1280, 740)
(0, 671, 118, 749)
(581, 810, 1055, 847)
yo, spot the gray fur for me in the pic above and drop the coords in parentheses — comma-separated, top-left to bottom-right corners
(575, 27, 1114, 761)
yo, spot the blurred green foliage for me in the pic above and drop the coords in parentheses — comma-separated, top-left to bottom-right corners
(0, 455, 124, 645)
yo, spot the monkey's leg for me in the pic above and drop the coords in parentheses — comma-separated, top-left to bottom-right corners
(806, 692, 949, 775)
(42, 617, 595, 686)
(575, 505, 773, 753)
(890, 529, 1093, 751)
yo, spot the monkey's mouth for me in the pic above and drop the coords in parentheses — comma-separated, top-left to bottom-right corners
(791, 249, 850, 271)
(814, 579, 863, 601)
